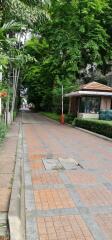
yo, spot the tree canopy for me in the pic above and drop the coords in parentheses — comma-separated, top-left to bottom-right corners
(23, 0, 112, 112)
(1, 0, 112, 114)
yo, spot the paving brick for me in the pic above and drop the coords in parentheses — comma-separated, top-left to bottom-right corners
(32, 172, 63, 185)
(84, 160, 112, 170)
(103, 172, 112, 182)
(29, 154, 44, 161)
(96, 214, 112, 239)
(0, 189, 11, 211)
(0, 174, 12, 188)
(30, 161, 45, 170)
(66, 172, 96, 184)
(23, 112, 112, 240)
(37, 215, 94, 240)
(76, 186, 112, 206)
(0, 238, 9, 240)
(0, 119, 19, 238)
(34, 189, 75, 210)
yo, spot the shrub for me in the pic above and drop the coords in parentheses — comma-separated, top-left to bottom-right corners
(42, 112, 76, 125)
(13, 111, 17, 119)
(0, 121, 7, 142)
(65, 114, 75, 124)
(99, 110, 112, 120)
(72, 118, 76, 126)
(41, 112, 60, 121)
(75, 118, 112, 138)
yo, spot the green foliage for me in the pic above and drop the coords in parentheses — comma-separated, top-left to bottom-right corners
(41, 112, 60, 121)
(0, 83, 8, 94)
(1, 0, 112, 115)
(64, 113, 75, 124)
(0, 53, 9, 66)
(41, 112, 76, 124)
(20, 0, 51, 6)
(1, 0, 50, 26)
(72, 118, 76, 126)
(75, 118, 112, 138)
(99, 110, 112, 120)
(13, 111, 17, 119)
(23, 0, 112, 111)
(0, 122, 7, 142)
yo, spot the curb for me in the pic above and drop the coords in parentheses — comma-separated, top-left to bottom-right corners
(8, 123, 25, 240)
(75, 127, 112, 142)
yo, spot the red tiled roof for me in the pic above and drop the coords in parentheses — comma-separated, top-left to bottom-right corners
(80, 81, 112, 92)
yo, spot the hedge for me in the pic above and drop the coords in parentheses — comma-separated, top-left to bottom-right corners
(41, 112, 75, 124)
(0, 122, 7, 142)
(75, 118, 112, 138)
(41, 112, 60, 121)
(64, 114, 75, 124)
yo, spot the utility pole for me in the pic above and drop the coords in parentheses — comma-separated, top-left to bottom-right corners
(60, 84, 64, 124)
(62, 84, 63, 115)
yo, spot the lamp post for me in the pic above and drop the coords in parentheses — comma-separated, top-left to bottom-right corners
(60, 84, 64, 124)
(60, 50, 65, 124)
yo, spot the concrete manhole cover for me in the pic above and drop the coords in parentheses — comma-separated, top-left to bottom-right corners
(43, 158, 83, 170)
(43, 159, 64, 170)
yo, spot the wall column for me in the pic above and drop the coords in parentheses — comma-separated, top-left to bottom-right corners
(100, 96, 111, 110)
(68, 97, 72, 114)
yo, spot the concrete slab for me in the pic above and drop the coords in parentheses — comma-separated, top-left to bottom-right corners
(0, 174, 12, 188)
(43, 158, 63, 170)
(59, 157, 79, 170)
(0, 189, 11, 212)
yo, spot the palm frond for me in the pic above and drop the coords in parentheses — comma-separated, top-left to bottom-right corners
(2, 20, 27, 32)
(20, 0, 51, 6)
(3, 0, 50, 26)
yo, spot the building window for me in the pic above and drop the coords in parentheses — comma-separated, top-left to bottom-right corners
(79, 96, 100, 113)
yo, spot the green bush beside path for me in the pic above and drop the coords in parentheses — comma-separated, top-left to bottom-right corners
(41, 112, 60, 121)
(41, 112, 75, 124)
(40, 112, 112, 139)
(75, 118, 112, 138)
(0, 121, 7, 142)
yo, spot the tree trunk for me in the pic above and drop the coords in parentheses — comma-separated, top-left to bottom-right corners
(11, 68, 20, 122)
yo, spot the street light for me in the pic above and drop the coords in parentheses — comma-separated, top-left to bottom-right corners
(60, 84, 64, 124)
(60, 50, 65, 124)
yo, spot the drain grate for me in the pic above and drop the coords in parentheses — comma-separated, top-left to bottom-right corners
(43, 157, 83, 170)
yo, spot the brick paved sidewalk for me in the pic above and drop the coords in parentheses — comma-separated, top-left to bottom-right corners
(23, 112, 112, 240)
(0, 117, 20, 239)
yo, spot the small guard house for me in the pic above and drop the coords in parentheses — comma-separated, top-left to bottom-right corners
(65, 81, 112, 119)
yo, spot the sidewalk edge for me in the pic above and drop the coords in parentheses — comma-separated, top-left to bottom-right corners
(75, 127, 112, 142)
(8, 123, 25, 240)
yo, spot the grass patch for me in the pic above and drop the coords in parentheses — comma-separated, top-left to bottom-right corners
(41, 112, 60, 121)
(41, 112, 76, 125)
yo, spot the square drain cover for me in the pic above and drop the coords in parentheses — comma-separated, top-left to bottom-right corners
(43, 159, 64, 170)
(43, 158, 79, 170)
(59, 158, 77, 170)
